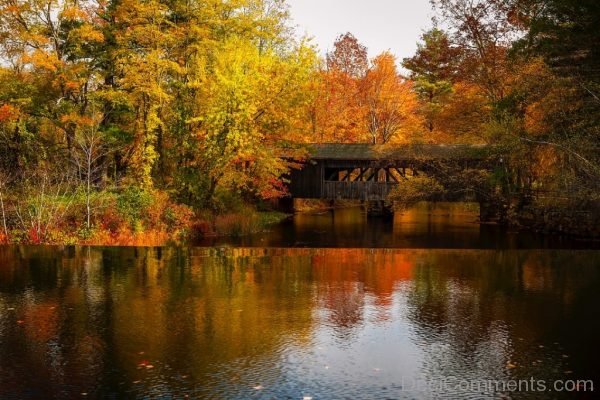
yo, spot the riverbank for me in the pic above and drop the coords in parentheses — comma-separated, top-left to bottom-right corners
(508, 203, 600, 240)
(76, 210, 289, 247)
(0, 210, 289, 247)
(1, 187, 598, 246)
(0, 187, 289, 246)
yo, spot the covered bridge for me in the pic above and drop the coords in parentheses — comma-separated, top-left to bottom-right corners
(288, 143, 494, 201)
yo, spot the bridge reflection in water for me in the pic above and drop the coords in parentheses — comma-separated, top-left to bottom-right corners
(195, 203, 589, 249)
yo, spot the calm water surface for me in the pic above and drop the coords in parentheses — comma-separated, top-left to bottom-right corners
(1, 205, 599, 399)
(197, 203, 597, 249)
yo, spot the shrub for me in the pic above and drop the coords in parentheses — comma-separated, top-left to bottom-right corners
(164, 203, 195, 231)
(85, 188, 196, 245)
(211, 188, 246, 214)
(116, 187, 153, 229)
(388, 176, 446, 210)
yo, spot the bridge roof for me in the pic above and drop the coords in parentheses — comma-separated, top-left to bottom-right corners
(307, 143, 492, 161)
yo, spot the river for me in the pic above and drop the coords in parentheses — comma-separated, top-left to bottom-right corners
(1, 203, 599, 399)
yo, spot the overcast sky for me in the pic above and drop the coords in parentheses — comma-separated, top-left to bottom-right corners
(287, 0, 434, 62)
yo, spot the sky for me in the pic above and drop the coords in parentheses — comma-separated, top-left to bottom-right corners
(287, 0, 435, 62)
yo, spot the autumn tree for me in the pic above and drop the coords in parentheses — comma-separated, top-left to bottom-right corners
(0, 0, 321, 233)
(138, 0, 318, 208)
(403, 28, 488, 142)
(310, 33, 369, 143)
(315, 35, 423, 145)
(360, 53, 422, 144)
(431, 0, 600, 211)
(431, 0, 518, 102)
(0, 0, 105, 162)
(311, 69, 366, 143)
(191, 38, 317, 207)
(327, 33, 369, 78)
(110, 0, 181, 188)
(508, 0, 600, 196)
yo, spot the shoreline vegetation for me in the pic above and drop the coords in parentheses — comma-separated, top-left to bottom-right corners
(1, 0, 599, 245)
(0, 185, 290, 246)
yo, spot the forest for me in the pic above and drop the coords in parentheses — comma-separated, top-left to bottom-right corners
(0, 0, 599, 244)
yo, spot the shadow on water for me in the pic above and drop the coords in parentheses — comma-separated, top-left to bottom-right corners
(196, 202, 598, 249)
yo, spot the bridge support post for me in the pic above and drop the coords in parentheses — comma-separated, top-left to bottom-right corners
(276, 197, 295, 214)
(366, 200, 394, 219)
(479, 201, 505, 224)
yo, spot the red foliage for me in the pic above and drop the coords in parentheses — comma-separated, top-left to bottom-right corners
(28, 227, 44, 245)
(0, 104, 18, 123)
(86, 191, 197, 246)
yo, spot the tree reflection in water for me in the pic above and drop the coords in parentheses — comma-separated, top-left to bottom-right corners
(0, 246, 599, 399)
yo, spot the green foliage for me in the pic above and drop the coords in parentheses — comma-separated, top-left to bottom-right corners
(402, 28, 486, 140)
(403, 28, 461, 82)
(445, 168, 494, 199)
(402, 28, 458, 109)
(116, 187, 153, 228)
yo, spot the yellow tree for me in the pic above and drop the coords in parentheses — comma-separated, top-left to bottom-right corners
(112, 0, 181, 188)
(432, 82, 489, 143)
(0, 0, 104, 158)
(192, 38, 317, 205)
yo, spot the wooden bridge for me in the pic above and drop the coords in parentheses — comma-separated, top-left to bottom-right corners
(288, 143, 495, 201)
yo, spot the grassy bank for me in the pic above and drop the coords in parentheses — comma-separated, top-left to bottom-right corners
(294, 199, 362, 213)
(0, 187, 289, 246)
(195, 209, 289, 239)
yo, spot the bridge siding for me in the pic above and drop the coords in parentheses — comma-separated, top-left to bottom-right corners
(287, 144, 496, 201)
(290, 160, 397, 200)
(290, 162, 324, 199)
(323, 181, 397, 201)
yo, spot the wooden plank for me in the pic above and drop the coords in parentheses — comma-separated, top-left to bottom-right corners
(387, 168, 398, 183)
(353, 168, 367, 182)
(323, 181, 398, 201)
